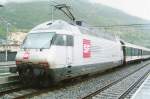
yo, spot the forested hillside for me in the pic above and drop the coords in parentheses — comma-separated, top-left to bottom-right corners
(0, 0, 150, 47)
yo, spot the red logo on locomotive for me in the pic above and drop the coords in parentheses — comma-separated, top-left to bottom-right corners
(23, 52, 29, 59)
(83, 39, 91, 58)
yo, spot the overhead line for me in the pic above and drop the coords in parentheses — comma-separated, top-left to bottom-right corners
(91, 23, 150, 27)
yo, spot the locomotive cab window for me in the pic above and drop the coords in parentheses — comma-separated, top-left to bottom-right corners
(22, 32, 55, 49)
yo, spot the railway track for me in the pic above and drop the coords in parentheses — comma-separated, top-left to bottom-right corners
(1, 88, 38, 99)
(0, 61, 149, 99)
(83, 62, 150, 99)
(0, 83, 63, 99)
(0, 61, 15, 66)
(0, 63, 23, 98)
(124, 74, 147, 99)
(14, 61, 150, 99)
(118, 72, 149, 99)
(0, 65, 16, 74)
(0, 63, 54, 99)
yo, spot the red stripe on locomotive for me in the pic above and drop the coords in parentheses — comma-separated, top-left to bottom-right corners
(83, 39, 91, 58)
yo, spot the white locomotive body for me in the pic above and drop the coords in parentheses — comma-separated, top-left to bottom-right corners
(15, 20, 150, 86)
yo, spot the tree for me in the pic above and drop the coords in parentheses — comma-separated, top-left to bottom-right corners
(0, 5, 3, 7)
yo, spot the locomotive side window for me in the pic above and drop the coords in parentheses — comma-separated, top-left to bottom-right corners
(67, 35, 74, 46)
(52, 34, 66, 46)
(52, 34, 74, 46)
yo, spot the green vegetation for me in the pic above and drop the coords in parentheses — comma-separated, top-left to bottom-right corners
(0, 0, 150, 47)
(0, 24, 6, 38)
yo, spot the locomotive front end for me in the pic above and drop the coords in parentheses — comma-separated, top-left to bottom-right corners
(16, 32, 56, 86)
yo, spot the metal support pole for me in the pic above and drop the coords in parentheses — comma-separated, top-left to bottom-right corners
(5, 23, 10, 62)
(51, 7, 54, 22)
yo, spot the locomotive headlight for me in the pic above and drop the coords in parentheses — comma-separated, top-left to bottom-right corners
(16, 60, 21, 65)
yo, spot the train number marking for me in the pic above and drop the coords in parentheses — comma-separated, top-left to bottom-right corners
(83, 39, 91, 58)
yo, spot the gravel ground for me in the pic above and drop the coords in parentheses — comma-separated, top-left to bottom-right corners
(28, 61, 150, 99)
(1, 89, 37, 99)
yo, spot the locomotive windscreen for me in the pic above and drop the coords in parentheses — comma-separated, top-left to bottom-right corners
(22, 32, 55, 49)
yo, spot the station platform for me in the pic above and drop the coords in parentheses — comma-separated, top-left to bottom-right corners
(0, 61, 15, 66)
(131, 73, 150, 99)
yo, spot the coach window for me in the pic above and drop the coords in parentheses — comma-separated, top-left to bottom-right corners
(138, 49, 140, 56)
(135, 48, 138, 56)
(127, 47, 130, 56)
(126, 47, 129, 56)
(67, 35, 74, 46)
(52, 34, 66, 46)
(143, 51, 145, 55)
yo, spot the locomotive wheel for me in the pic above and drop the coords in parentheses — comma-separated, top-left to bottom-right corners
(18, 66, 35, 86)
(18, 66, 52, 87)
(39, 74, 51, 87)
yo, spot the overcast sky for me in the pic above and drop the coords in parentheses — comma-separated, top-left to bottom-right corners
(90, 0, 150, 20)
(0, 0, 46, 4)
(1, 0, 150, 20)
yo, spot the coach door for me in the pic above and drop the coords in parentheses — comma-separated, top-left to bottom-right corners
(66, 35, 74, 66)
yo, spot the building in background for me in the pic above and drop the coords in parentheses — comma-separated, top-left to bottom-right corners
(0, 32, 27, 52)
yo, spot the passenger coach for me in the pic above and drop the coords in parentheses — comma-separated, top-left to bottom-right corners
(121, 42, 150, 63)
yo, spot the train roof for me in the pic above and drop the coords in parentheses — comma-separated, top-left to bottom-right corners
(30, 20, 78, 33)
(29, 20, 118, 41)
(123, 42, 150, 51)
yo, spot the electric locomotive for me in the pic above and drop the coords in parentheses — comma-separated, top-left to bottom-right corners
(13, 20, 150, 86)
